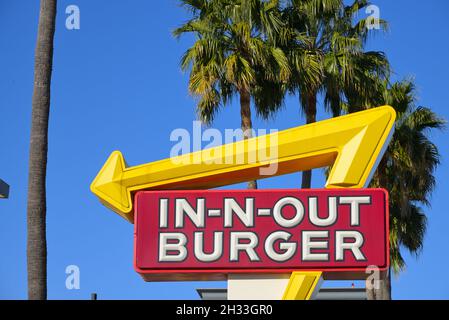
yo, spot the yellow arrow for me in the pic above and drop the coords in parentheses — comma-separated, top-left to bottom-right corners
(91, 106, 396, 222)
(282, 271, 323, 300)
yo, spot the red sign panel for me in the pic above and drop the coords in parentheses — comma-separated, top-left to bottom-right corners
(134, 189, 388, 281)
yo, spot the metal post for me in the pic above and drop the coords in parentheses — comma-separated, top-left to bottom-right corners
(0, 179, 9, 199)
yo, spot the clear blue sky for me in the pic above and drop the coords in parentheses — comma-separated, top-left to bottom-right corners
(0, 0, 448, 299)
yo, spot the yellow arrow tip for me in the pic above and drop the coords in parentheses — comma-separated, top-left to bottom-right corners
(326, 105, 396, 188)
(379, 104, 397, 122)
(90, 151, 133, 222)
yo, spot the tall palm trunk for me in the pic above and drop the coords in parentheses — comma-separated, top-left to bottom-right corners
(366, 157, 392, 300)
(301, 93, 317, 189)
(366, 268, 391, 300)
(27, 0, 57, 300)
(240, 88, 257, 189)
(381, 269, 392, 299)
(378, 159, 392, 300)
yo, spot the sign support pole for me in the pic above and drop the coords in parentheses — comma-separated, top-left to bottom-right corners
(227, 274, 291, 300)
(282, 271, 323, 300)
(227, 272, 322, 300)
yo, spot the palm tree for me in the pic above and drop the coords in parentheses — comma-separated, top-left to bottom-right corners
(27, 0, 57, 300)
(174, 0, 290, 189)
(360, 80, 445, 299)
(282, 0, 389, 188)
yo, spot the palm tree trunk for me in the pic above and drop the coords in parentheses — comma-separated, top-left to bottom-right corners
(380, 268, 392, 300)
(301, 93, 317, 189)
(366, 268, 391, 300)
(378, 159, 391, 300)
(27, 0, 57, 300)
(366, 157, 392, 300)
(366, 278, 375, 300)
(240, 88, 257, 189)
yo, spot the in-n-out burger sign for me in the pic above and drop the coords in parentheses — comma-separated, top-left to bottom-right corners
(134, 189, 388, 281)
